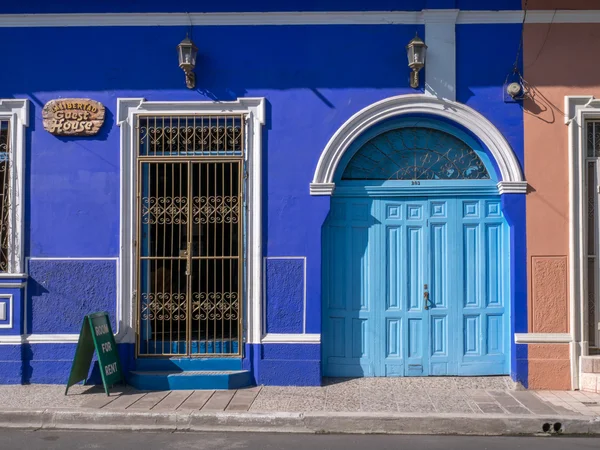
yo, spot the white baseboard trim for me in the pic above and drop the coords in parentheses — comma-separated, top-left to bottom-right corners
(261, 333, 320, 344)
(514, 333, 572, 344)
(2, 333, 323, 345)
(0, 282, 26, 288)
(0, 335, 23, 344)
(0, 334, 80, 344)
(0, 333, 132, 345)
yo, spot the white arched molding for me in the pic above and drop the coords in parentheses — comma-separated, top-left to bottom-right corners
(310, 94, 527, 196)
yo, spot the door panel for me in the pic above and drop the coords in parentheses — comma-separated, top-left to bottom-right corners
(323, 196, 509, 377)
(428, 200, 454, 376)
(380, 200, 426, 376)
(406, 201, 429, 376)
(457, 198, 508, 375)
(323, 199, 375, 377)
(138, 162, 189, 356)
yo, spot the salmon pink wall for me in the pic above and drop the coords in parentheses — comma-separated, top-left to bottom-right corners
(524, 22, 600, 389)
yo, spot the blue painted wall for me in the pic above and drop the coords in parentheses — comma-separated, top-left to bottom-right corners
(27, 260, 117, 334)
(0, 2, 527, 387)
(0, 342, 135, 385)
(265, 259, 304, 334)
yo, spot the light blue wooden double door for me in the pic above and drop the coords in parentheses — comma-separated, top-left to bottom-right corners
(323, 196, 509, 377)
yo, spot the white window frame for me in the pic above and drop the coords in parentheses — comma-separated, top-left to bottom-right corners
(584, 121, 600, 350)
(565, 95, 600, 390)
(116, 98, 265, 346)
(0, 100, 28, 276)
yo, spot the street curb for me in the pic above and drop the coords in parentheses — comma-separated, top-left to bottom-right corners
(0, 409, 599, 435)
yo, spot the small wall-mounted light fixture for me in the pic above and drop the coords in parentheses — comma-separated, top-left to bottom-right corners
(177, 35, 198, 89)
(506, 82, 523, 99)
(406, 33, 427, 89)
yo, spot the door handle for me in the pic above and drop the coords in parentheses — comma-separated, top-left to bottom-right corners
(183, 242, 192, 276)
(423, 284, 431, 310)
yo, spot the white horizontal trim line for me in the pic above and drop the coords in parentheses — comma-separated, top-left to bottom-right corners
(26, 333, 79, 343)
(27, 257, 118, 260)
(1, 10, 600, 27)
(0, 273, 27, 278)
(116, 98, 265, 125)
(497, 181, 528, 194)
(261, 333, 320, 344)
(310, 183, 335, 196)
(264, 256, 307, 260)
(0, 334, 80, 344)
(0, 333, 132, 344)
(514, 333, 572, 344)
(334, 185, 500, 197)
(0, 335, 24, 345)
(0, 282, 26, 288)
(0, 11, 421, 27)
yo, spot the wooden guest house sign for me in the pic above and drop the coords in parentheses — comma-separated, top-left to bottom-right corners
(42, 98, 105, 136)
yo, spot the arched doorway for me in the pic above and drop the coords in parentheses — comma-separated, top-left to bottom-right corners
(321, 116, 511, 377)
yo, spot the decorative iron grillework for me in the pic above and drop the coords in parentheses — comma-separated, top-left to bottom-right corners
(587, 123, 600, 348)
(588, 122, 600, 158)
(136, 115, 243, 357)
(0, 120, 10, 273)
(342, 127, 490, 181)
(138, 115, 244, 157)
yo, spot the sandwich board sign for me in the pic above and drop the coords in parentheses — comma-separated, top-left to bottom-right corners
(65, 312, 125, 396)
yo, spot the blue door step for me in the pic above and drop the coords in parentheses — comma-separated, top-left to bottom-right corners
(127, 370, 253, 391)
(135, 358, 242, 372)
(127, 358, 252, 390)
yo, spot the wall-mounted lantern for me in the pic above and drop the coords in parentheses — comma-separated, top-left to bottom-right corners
(177, 35, 198, 89)
(406, 33, 427, 89)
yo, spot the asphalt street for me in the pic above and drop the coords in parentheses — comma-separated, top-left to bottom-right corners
(0, 430, 598, 450)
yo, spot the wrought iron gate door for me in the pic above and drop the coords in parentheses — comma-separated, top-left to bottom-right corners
(136, 116, 243, 357)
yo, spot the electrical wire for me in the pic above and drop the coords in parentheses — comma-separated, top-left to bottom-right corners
(504, 0, 529, 100)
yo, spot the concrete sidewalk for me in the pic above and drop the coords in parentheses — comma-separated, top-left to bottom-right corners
(1, 377, 600, 435)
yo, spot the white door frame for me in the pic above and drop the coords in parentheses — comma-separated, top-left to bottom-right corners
(116, 98, 265, 349)
(564, 95, 600, 390)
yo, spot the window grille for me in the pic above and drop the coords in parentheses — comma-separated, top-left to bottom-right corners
(342, 127, 489, 181)
(0, 120, 10, 272)
(586, 121, 600, 347)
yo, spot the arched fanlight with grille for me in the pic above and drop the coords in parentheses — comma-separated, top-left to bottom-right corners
(342, 127, 490, 181)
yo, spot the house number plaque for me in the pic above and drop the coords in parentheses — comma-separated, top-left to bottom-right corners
(42, 99, 105, 136)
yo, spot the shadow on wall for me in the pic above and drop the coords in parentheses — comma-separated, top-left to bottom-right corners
(0, 24, 431, 97)
(522, 22, 600, 123)
(522, 84, 562, 125)
(20, 343, 32, 384)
